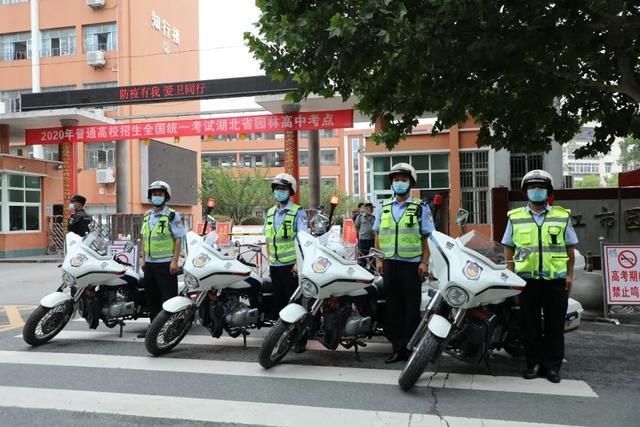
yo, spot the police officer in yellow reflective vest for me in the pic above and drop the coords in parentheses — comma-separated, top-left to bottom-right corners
(502, 170, 577, 384)
(264, 173, 308, 315)
(374, 163, 435, 364)
(138, 180, 186, 338)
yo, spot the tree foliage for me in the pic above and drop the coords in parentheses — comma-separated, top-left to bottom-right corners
(246, 1, 640, 157)
(201, 162, 272, 224)
(575, 175, 602, 188)
(619, 136, 640, 171)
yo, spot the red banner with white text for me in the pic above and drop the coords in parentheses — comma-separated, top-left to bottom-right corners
(25, 109, 353, 145)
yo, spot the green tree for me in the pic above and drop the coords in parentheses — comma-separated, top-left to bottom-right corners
(575, 175, 602, 188)
(619, 137, 640, 171)
(246, 1, 640, 157)
(605, 174, 618, 188)
(201, 162, 272, 224)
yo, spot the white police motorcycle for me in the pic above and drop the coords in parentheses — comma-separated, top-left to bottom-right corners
(258, 228, 390, 368)
(23, 232, 158, 346)
(144, 230, 277, 356)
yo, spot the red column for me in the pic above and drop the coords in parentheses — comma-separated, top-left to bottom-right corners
(284, 130, 300, 204)
(59, 142, 78, 232)
(0, 124, 9, 154)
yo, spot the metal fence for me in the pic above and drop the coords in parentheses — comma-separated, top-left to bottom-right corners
(46, 212, 194, 254)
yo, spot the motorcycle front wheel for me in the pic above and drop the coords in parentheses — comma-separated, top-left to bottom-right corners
(145, 309, 193, 356)
(258, 319, 297, 369)
(23, 304, 73, 346)
(398, 331, 443, 391)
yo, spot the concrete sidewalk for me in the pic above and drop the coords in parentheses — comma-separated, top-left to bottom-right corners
(0, 254, 63, 263)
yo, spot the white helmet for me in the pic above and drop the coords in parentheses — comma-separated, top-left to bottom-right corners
(521, 169, 554, 193)
(148, 180, 172, 201)
(389, 162, 417, 186)
(271, 173, 297, 195)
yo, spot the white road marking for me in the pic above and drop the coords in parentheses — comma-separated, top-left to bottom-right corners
(0, 385, 586, 427)
(15, 330, 393, 353)
(0, 351, 598, 397)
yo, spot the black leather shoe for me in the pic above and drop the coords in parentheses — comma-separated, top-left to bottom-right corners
(137, 330, 147, 339)
(546, 370, 561, 383)
(385, 352, 405, 364)
(523, 364, 541, 379)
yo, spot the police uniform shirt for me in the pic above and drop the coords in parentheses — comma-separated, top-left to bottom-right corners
(263, 200, 309, 267)
(501, 204, 579, 248)
(145, 207, 187, 263)
(373, 196, 435, 262)
(68, 210, 92, 236)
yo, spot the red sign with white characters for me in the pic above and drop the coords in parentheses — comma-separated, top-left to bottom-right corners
(25, 110, 354, 145)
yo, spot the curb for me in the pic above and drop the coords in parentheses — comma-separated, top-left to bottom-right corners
(0, 259, 63, 264)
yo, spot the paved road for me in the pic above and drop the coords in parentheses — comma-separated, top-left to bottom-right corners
(0, 263, 638, 426)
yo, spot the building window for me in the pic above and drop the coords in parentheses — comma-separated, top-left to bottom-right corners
(203, 153, 238, 168)
(85, 142, 115, 170)
(1, 173, 41, 232)
(0, 88, 31, 112)
(566, 161, 600, 175)
(41, 27, 76, 57)
(372, 154, 450, 193)
(0, 0, 29, 4)
(298, 149, 338, 167)
(240, 153, 265, 168)
(510, 153, 543, 190)
(460, 150, 490, 224)
(0, 32, 31, 61)
(83, 22, 117, 52)
(605, 162, 612, 174)
(43, 84, 76, 93)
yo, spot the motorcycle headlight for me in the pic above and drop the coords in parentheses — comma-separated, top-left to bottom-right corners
(184, 273, 200, 290)
(62, 272, 77, 286)
(445, 286, 469, 307)
(301, 279, 318, 298)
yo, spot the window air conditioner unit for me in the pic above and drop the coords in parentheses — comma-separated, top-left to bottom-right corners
(87, 50, 106, 67)
(86, 0, 106, 8)
(96, 168, 115, 184)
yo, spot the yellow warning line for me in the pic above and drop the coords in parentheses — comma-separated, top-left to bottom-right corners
(0, 305, 36, 333)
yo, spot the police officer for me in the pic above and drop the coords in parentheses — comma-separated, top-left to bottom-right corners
(138, 180, 186, 338)
(502, 170, 578, 383)
(355, 202, 375, 267)
(264, 173, 308, 314)
(67, 194, 92, 236)
(374, 163, 434, 363)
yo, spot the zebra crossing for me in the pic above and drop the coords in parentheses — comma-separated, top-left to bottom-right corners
(0, 317, 598, 426)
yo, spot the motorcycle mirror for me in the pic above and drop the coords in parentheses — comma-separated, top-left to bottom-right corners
(206, 198, 216, 209)
(368, 248, 384, 259)
(330, 195, 339, 206)
(513, 247, 532, 263)
(123, 241, 135, 253)
(456, 209, 470, 226)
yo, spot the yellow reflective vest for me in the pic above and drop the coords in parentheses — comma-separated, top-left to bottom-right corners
(264, 204, 300, 264)
(378, 200, 423, 259)
(508, 205, 570, 279)
(141, 208, 176, 260)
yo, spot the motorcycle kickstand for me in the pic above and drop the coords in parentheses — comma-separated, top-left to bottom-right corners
(242, 330, 248, 349)
(118, 320, 126, 338)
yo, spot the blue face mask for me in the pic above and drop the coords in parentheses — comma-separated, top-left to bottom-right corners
(151, 196, 165, 206)
(527, 188, 548, 203)
(392, 181, 410, 195)
(274, 189, 290, 203)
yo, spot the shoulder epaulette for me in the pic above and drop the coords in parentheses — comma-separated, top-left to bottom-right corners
(507, 207, 525, 217)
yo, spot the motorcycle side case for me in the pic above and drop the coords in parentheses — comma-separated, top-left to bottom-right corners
(565, 297, 583, 332)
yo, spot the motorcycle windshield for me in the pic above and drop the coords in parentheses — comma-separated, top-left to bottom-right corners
(457, 230, 508, 269)
(317, 228, 356, 262)
(82, 232, 109, 257)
